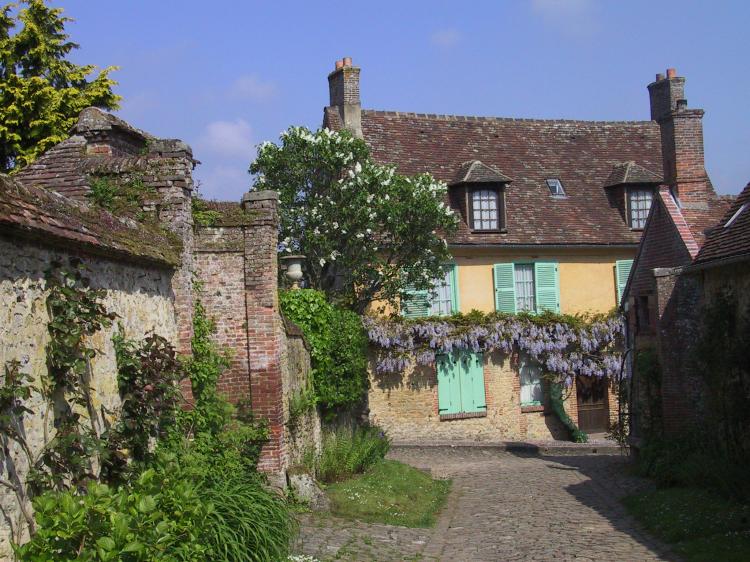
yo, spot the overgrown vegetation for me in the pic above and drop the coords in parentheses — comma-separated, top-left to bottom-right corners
(623, 487, 750, 561)
(304, 425, 390, 484)
(326, 460, 451, 528)
(1, 260, 293, 560)
(192, 196, 222, 227)
(86, 175, 156, 219)
(0, 0, 120, 172)
(280, 289, 368, 414)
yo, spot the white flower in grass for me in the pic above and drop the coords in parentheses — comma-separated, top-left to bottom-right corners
(319, 258, 326, 267)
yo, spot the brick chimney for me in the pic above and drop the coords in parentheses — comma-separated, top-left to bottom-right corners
(326, 57, 362, 138)
(648, 69, 713, 209)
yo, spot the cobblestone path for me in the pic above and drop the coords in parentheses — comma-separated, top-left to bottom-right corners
(294, 446, 676, 561)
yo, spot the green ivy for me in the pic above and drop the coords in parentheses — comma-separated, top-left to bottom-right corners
(181, 283, 233, 435)
(549, 383, 588, 443)
(280, 289, 368, 414)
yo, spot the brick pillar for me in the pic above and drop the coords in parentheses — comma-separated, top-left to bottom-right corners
(241, 190, 286, 477)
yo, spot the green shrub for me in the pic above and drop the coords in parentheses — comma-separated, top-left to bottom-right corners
(17, 445, 295, 561)
(636, 434, 750, 501)
(308, 425, 390, 483)
(280, 289, 368, 413)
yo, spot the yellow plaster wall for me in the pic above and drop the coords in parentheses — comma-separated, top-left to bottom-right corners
(453, 247, 636, 316)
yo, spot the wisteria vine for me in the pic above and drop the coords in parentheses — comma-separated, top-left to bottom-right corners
(364, 312, 625, 386)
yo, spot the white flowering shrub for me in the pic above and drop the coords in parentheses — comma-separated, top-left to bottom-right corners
(250, 126, 458, 312)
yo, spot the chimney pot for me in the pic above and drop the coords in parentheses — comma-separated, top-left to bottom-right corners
(666, 68, 677, 79)
(656, 73, 665, 81)
(335, 59, 344, 70)
(343, 56, 352, 67)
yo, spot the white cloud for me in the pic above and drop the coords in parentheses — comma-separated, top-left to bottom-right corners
(431, 29, 461, 48)
(229, 74, 277, 102)
(198, 119, 253, 157)
(195, 164, 250, 200)
(530, 0, 598, 37)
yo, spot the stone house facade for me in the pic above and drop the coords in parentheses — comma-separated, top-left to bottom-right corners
(322, 60, 723, 442)
(0, 109, 318, 553)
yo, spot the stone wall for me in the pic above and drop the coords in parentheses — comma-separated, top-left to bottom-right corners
(283, 325, 322, 468)
(368, 352, 578, 443)
(0, 236, 177, 557)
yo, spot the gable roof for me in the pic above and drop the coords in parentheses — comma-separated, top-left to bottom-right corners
(604, 161, 662, 187)
(693, 182, 750, 267)
(621, 185, 733, 304)
(358, 110, 663, 246)
(451, 160, 512, 185)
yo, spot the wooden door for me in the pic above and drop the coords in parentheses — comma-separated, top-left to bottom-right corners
(576, 376, 609, 432)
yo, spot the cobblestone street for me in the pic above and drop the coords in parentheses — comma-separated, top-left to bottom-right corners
(295, 446, 675, 561)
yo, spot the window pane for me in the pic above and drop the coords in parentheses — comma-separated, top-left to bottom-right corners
(629, 189, 653, 229)
(520, 353, 543, 404)
(429, 267, 454, 316)
(514, 264, 536, 312)
(472, 189, 499, 230)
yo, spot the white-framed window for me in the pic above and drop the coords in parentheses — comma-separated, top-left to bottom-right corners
(429, 266, 456, 316)
(519, 353, 543, 406)
(471, 189, 500, 230)
(514, 264, 536, 312)
(629, 188, 653, 229)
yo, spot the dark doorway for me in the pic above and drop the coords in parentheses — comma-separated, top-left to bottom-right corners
(576, 376, 609, 432)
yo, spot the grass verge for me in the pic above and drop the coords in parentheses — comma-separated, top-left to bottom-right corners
(326, 460, 450, 528)
(623, 487, 750, 561)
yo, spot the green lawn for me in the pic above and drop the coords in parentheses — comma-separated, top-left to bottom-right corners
(325, 460, 451, 527)
(623, 487, 750, 561)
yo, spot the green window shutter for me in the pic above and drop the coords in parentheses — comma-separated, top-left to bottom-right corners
(450, 263, 460, 313)
(615, 259, 634, 305)
(401, 285, 430, 318)
(459, 351, 486, 413)
(534, 262, 560, 313)
(493, 263, 516, 313)
(437, 354, 461, 415)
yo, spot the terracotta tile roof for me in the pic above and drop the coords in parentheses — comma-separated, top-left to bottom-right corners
(680, 194, 733, 248)
(604, 161, 662, 187)
(0, 174, 180, 267)
(358, 110, 663, 245)
(693, 182, 750, 266)
(450, 160, 512, 185)
(15, 136, 91, 200)
(658, 186, 701, 258)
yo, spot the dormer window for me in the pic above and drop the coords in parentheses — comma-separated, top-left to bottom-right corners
(628, 188, 653, 229)
(546, 178, 566, 197)
(470, 188, 501, 231)
(450, 160, 511, 233)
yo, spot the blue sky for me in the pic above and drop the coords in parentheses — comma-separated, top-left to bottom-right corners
(59, 0, 749, 200)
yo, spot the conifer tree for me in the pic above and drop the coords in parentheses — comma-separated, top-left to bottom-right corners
(0, 1, 119, 172)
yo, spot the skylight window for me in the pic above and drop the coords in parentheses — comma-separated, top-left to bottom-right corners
(724, 202, 749, 229)
(546, 178, 566, 197)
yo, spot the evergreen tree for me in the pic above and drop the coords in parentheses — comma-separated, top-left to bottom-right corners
(0, 1, 119, 172)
